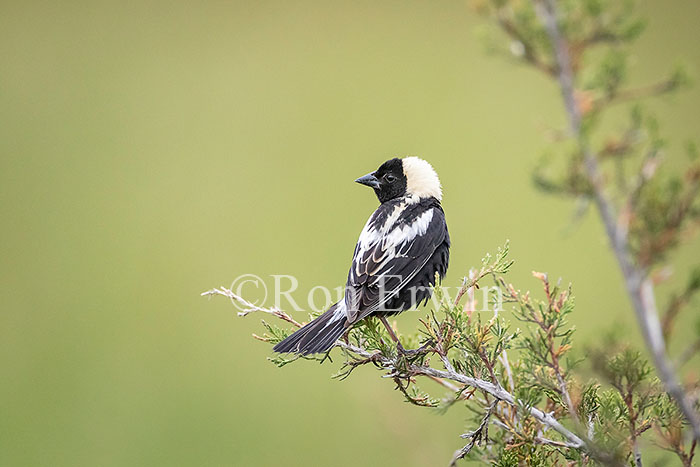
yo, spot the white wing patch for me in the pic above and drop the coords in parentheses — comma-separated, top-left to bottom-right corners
(354, 202, 406, 276)
(370, 209, 434, 276)
(383, 208, 434, 247)
(346, 206, 436, 318)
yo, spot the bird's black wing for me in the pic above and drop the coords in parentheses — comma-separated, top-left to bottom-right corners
(344, 199, 447, 323)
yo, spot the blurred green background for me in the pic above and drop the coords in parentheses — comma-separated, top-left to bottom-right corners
(2, 1, 699, 465)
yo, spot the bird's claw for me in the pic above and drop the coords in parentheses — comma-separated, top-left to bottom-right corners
(396, 340, 433, 357)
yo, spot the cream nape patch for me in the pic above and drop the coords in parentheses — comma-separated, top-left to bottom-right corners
(402, 157, 442, 201)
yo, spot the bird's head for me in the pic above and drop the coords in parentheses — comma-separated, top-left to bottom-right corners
(355, 157, 442, 204)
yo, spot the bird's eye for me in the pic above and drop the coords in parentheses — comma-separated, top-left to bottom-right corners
(384, 174, 396, 183)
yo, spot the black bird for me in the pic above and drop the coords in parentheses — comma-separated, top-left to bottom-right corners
(273, 157, 450, 355)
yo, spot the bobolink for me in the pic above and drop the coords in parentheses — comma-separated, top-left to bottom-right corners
(274, 157, 450, 355)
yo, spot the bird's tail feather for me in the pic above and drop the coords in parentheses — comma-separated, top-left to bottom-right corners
(273, 302, 348, 355)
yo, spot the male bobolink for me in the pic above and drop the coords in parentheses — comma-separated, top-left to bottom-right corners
(274, 157, 450, 355)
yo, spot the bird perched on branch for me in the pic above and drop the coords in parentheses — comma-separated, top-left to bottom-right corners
(274, 157, 450, 355)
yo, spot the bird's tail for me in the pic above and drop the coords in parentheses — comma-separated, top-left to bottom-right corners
(273, 301, 348, 355)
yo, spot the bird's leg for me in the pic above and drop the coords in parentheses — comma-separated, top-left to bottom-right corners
(378, 316, 406, 353)
(378, 316, 433, 357)
(341, 328, 351, 345)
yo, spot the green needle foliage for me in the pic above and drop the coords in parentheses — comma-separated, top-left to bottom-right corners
(473, 0, 699, 464)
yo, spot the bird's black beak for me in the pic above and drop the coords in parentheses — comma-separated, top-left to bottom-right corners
(355, 172, 380, 189)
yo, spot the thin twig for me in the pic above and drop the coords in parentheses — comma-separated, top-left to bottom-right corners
(496, 13, 555, 77)
(201, 287, 302, 327)
(594, 79, 682, 110)
(500, 350, 515, 393)
(450, 401, 498, 466)
(676, 339, 700, 370)
(536, 436, 583, 449)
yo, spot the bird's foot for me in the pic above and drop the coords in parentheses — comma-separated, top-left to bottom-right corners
(396, 339, 433, 357)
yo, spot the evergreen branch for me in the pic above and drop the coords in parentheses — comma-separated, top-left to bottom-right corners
(201, 286, 302, 327)
(495, 14, 555, 76)
(409, 363, 586, 449)
(662, 275, 700, 343)
(593, 78, 686, 111)
(676, 339, 700, 370)
(533, 0, 700, 441)
(206, 284, 590, 455)
(453, 240, 513, 307)
(450, 401, 497, 466)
